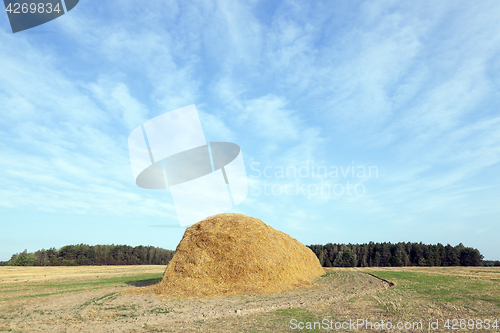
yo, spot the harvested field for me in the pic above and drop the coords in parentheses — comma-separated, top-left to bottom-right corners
(0, 266, 164, 284)
(1, 266, 499, 332)
(0, 266, 389, 332)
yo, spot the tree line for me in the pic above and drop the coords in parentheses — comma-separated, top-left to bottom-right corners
(483, 260, 500, 267)
(0, 242, 493, 267)
(3, 244, 175, 266)
(307, 242, 485, 267)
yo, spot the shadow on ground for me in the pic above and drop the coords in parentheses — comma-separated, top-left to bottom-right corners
(124, 278, 161, 287)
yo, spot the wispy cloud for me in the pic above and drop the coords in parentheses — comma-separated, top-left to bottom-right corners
(87, 77, 149, 131)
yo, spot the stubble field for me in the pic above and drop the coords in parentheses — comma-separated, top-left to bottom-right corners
(0, 266, 499, 332)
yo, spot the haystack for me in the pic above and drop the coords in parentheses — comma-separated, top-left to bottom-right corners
(152, 213, 324, 298)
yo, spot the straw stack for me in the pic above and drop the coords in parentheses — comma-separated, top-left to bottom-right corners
(152, 213, 324, 298)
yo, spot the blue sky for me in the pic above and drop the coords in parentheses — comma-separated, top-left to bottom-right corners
(1, 0, 499, 261)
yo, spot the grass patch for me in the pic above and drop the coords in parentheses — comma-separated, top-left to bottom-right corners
(369, 270, 500, 307)
(150, 307, 174, 314)
(80, 292, 118, 308)
(104, 305, 136, 311)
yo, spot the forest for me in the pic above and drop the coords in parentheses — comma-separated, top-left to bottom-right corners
(2, 244, 174, 266)
(0, 242, 493, 267)
(307, 242, 485, 267)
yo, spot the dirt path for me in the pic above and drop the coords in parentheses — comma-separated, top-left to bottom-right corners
(0, 268, 390, 332)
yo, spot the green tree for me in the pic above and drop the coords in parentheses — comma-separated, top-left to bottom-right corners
(333, 251, 344, 267)
(342, 248, 357, 267)
(445, 244, 460, 266)
(318, 250, 326, 267)
(459, 247, 483, 266)
(9, 251, 36, 266)
(418, 257, 427, 266)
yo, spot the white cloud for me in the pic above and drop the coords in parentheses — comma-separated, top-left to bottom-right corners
(87, 77, 149, 131)
(0, 32, 174, 219)
(240, 94, 300, 141)
(197, 109, 235, 142)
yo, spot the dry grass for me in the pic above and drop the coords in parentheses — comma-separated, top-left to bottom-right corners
(0, 266, 386, 332)
(166, 267, 500, 333)
(0, 265, 165, 284)
(148, 213, 325, 298)
(0, 266, 498, 332)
